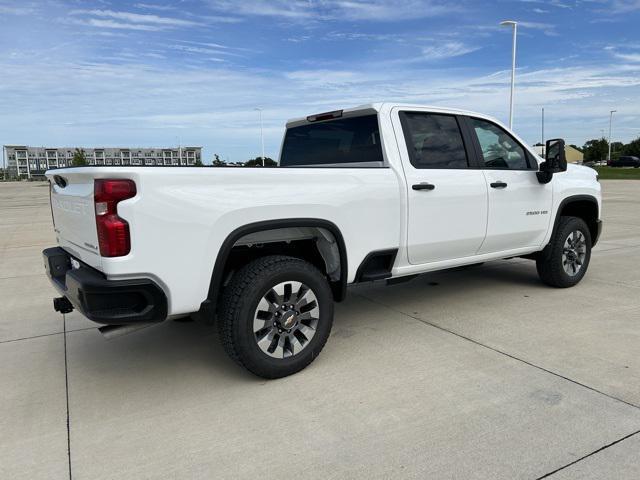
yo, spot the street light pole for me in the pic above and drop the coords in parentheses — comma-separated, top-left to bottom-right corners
(608, 110, 616, 164)
(254, 108, 265, 166)
(541, 107, 545, 156)
(500, 20, 518, 129)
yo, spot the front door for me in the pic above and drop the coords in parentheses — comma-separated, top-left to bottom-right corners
(394, 109, 488, 265)
(465, 116, 553, 254)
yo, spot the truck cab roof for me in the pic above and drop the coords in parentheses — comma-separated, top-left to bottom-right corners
(286, 103, 501, 129)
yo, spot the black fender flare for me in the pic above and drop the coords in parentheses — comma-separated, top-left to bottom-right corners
(543, 195, 600, 256)
(199, 218, 348, 321)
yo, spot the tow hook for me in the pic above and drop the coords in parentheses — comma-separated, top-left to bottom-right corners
(53, 297, 74, 314)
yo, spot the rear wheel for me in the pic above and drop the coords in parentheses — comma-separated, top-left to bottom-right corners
(536, 216, 592, 288)
(218, 255, 333, 379)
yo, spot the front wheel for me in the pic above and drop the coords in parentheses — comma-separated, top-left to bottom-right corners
(536, 216, 592, 288)
(218, 255, 334, 379)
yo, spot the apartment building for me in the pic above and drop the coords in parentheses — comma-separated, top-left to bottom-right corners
(2, 146, 202, 179)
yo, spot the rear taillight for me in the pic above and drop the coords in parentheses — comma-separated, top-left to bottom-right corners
(94, 179, 136, 257)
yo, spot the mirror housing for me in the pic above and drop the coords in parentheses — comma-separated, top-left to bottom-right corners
(537, 138, 567, 184)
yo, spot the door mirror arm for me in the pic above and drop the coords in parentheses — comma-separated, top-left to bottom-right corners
(537, 138, 568, 184)
(536, 162, 554, 184)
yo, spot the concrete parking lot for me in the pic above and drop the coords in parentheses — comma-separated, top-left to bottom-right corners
(1, 180, 639, 479)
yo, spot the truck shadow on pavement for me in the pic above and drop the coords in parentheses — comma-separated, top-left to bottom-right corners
(66, 260, 548, 385)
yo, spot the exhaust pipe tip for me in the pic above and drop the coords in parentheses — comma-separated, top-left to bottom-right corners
(53, 297, 74, 314)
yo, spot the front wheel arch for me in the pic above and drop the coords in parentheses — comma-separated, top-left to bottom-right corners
(546, 195, 600, 253)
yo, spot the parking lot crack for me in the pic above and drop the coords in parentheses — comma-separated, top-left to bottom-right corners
(0, 326, 96, 345)
(63, 314, 73, 480)
(535, 429, 640, 479)
(354, 292, 640, 411)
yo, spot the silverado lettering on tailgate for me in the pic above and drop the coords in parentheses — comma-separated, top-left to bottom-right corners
(52, 196, 92, 217)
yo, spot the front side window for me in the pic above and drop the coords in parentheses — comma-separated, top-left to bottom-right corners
(470, 118, 529, 170)
(400, 112, 468, 169)
(280, 114, 383, 166)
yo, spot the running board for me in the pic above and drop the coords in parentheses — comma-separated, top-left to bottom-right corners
(98, 323, 156, 339)
(386, 274, 418, 286)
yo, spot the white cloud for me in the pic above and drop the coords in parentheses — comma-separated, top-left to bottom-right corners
(2, 53, 639, 161)
(204, 0, 459, 21)
(167, 44, 235, 60)
(421, 42, 480, 60)
(285, 69, 364, 88)
(606, 44, 640, 63)
(610, 0, 640, 12)
(518, 21, 558, 36)
(0, 4, 35, 15)
(177, 40, 252, 52)
(322, 0, 459, 21)
(69, 9, 202, 30)
(205, 0, 313, 19)
(134, 3, 177, 11)
(615, 52, 640, 62)
(325, 32, 403, 42)
(72, 18, 169, 32)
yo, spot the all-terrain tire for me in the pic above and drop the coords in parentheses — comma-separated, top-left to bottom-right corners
(536, 216, 592, 288)
(218, 255, 334, 379)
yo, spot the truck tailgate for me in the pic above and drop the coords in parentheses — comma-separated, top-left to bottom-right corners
(48, 171, 102, 270)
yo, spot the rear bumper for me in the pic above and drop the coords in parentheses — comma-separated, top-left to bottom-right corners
(43, 247, 167, 325)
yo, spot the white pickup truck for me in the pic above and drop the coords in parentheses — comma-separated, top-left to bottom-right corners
(43, 103, 602, 378)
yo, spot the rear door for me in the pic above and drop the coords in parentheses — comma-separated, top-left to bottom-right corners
(463, 116, 553, 253)
(48, 171, 102, 269)
(393, 109, 488, 264)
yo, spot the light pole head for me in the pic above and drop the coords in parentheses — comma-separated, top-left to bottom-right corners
(500, 20, 517, 27)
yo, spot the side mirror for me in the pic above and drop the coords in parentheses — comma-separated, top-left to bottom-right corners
(537, 138, 567, 184)
(545, 138, 567, 172)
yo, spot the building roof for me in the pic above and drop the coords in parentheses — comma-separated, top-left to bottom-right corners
(3, 145, 202, 150)
(532, 145, 583, 163)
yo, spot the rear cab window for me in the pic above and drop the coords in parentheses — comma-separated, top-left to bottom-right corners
(399, 112, 469, 169)
(279, 114, 384, 167)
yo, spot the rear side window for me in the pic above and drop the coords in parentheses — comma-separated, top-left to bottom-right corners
(280, 114, 383, 166)
(400, 112, 469, 169)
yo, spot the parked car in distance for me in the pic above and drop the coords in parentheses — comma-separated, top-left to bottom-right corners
(608, 156, 640, 167)
(43, 103, 602, 379)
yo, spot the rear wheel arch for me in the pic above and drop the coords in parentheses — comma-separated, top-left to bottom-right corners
(200, 219, 348, 322)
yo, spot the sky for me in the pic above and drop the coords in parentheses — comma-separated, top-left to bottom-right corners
(1, 0, 639, 163)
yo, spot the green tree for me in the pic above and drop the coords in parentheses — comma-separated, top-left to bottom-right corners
(582, 138, 608, 162)
(622, 137, 640, 157)
(611, 141, 625, 159)
(211, 154, 226, 167)
(244, 157, 277, 167)
(194, 158, 204, 167)
(72, 148, 88, 166)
